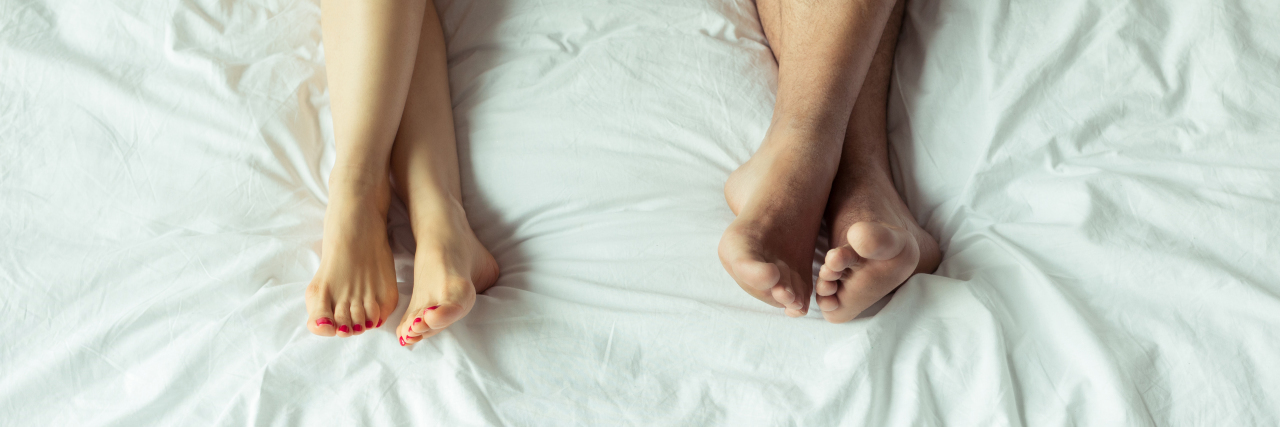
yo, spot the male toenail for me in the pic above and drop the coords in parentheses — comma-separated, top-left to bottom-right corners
(353, 325, 364, 332)
(427, 306, 439, 310)
(338, 325, 350, 333)
(316, 318, 333, 327)
(365, 320, 373, 328)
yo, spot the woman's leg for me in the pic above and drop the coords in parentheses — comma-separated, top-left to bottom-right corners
(719, 0, 899, 317)
(306, 0, 427, 337)
(390, 4, 498, 346)
(815, 0, 940, 323)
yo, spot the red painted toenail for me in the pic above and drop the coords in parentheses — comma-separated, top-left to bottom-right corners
(353, 325, 364, 332)
(427, 306, 439, 310)
(414, 317, 422, 324)
(400, 337, 405, 346)
(365, 320, 373, 328)
(376, 319, 383, 328)
(338, 325, 349, 333)
(316, 318, 332, 327)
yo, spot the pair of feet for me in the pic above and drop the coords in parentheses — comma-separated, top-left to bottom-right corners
(303, 177, 498, 346)
(718, 127, 941, 323)
(303, 130, 940, 343)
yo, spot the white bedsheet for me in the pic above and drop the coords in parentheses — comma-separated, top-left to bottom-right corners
(3, 0, 1279, 425)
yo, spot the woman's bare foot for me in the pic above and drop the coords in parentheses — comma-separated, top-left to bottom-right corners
(305, 179, 400, 337)
(815, 168, 940, 323)
(397, 198, 499, 346)
(718, 127, 842, 317)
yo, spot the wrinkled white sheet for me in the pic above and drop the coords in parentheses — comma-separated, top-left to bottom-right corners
(2, 0, 1279, 425)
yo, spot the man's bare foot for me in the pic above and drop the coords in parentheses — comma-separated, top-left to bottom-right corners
(397, 198, 499, 346)
(815, 168, 940, 323)
(305, 179, 400, 337)
(718, 127, 842, 317)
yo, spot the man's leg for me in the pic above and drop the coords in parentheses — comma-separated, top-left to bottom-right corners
(305, 0, 426, 338)
(719, 0, 899, 317)
(389, 4, 499, 346)
(815, 0, 941, 323)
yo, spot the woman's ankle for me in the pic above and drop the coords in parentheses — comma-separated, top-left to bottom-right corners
(408, 193, 472, 235)
(329, 163, 391, 193)
(327, 173, 391, 215)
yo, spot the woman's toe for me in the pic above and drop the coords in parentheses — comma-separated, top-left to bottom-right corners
(305, 286, 338, 337)
(408, 314, 425, 334)
(333, 305, 354, 337)
(350, 303, 369, 335)
(422, 295, 472, 331)
(363, 298, 380, 330)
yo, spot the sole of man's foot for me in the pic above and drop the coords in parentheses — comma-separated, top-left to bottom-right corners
(718, 128, 842, 317)
(815, 174, 940, 323)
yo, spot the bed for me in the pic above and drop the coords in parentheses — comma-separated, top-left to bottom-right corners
(3, 0, 1279, 425)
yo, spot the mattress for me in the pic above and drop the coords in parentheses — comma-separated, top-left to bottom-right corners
(2, 0, 1279, 425)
